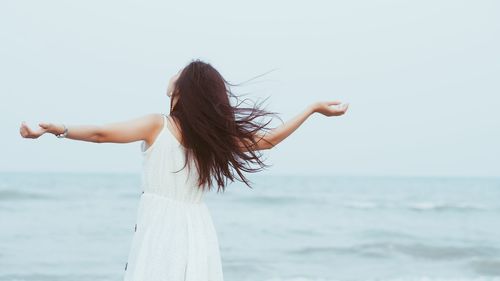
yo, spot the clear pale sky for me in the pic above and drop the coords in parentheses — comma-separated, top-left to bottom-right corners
(1, 1, 499, 177)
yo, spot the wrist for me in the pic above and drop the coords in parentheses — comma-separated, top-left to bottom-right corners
(307, 103, 318, 115)
(55, 124, 68, 138)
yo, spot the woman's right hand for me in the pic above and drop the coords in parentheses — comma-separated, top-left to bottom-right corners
(311, 101, 349, 117)
(19, 121, 64, 139)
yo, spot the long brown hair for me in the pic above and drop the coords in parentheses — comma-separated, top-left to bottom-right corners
(169, 59, 279, 192)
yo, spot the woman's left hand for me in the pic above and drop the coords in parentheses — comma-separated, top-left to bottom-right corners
(311, 101, 349, 117)
(19, 122, 63, 139)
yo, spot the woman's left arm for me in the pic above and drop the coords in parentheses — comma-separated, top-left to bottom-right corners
(19, 113, 162, 144)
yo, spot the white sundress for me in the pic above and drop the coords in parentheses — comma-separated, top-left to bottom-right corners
(123, 113, 224, 281)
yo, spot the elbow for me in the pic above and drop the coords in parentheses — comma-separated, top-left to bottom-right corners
(92, 130, 105, 143)
(264, 143, 277, 150)
(260, 138, 277, 150)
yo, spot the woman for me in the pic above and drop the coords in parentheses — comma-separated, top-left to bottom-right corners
(19, 59, 349, 281)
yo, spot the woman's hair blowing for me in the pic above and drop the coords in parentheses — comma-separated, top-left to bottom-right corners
(169, 59, 279, 192)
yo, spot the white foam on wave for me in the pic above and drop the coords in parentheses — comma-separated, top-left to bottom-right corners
(343, 201, 492, 211)
(265, 277, 500, 281)
(408, 202, 488, 211)
(344, 201, 380, 209)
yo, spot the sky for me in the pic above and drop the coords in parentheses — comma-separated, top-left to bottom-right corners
(1, 0, 499, 177)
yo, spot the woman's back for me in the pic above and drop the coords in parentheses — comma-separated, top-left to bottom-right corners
(124, 113, 223, 281)
(140, 113, 205, 203)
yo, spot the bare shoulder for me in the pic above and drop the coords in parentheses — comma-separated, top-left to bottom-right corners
(143, 113, 166, 145)
(146, 112, 165, 124)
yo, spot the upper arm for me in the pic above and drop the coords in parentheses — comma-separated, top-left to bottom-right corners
(237, 132, 276, 151)
(96, 113, 163, 144)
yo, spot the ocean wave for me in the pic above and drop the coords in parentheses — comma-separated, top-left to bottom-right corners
(288, 242, 500, 260)
(0, 190, 54, 201)
(408, 202, 490, 212)
(343, 201, 494, 212)
(235, 195, 322, 205)
(0, 273, 115, 281)
(468, 259, 500, 276)
(265, 277, 500, 281)
(3, 275, 500, 281)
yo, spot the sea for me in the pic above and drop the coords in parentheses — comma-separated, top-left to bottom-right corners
(0, 172, 499, 281)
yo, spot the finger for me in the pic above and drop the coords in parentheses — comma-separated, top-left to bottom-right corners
(19, 126, 26, 137)
(327, 101, 342, 106)
(21, 124, 30, 132)
(39, 122, 50, 129)
(20, 127, 31, 138)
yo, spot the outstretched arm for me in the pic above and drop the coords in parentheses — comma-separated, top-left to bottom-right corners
(19, 113, 163, 145)
(246, 101, 349, 151)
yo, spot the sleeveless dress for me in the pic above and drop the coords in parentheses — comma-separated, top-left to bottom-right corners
(123, 113, 224, 281)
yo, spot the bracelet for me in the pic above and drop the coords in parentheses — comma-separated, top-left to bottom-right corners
(56, 124, 68, 138)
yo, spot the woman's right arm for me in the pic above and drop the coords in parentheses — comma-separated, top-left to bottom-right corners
(245, 101, 349, 151)
(19, 113, 163, 146)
